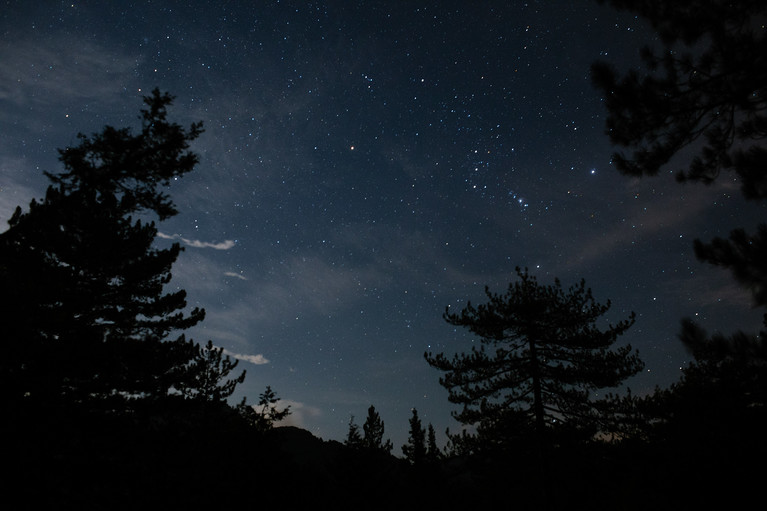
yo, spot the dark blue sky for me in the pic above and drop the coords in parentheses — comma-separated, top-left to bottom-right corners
(2, 1, 763, 450)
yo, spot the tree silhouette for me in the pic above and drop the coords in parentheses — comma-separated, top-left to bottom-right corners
(692, 225, 767, 318)
(592, 0, 767, 315)
(663, 320, 767, 430)
(591, 6, 767, 505)
(593, 0, 767, 433)
(0, 89, 241, 412)
(361, 405, 393, 453)
(425, 268, 642, 507)
(618, 319, 767, 508)
(402, 408, 427, 465)
(425, 423, 441, 462)
(345, 415, 364, 448)
(426, 268, 642, 451)
(180, 340, 246, 403)
(591, 0, 766, 195)
(237, 385, 291, 432)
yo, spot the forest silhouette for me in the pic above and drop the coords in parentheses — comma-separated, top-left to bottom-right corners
(3, 1, 766, 509)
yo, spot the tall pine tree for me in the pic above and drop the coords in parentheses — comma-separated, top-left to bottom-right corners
(402, 408, 427, 465)
(361, 405, 393, 453)
(425, 423, 440, 462)
(0, 89, 231, 414)
(345, 415, 364, 448)
(425, 268, 643, 451)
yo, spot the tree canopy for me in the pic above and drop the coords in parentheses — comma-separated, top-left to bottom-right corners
(345, 414, 364, 448)
(362, 405, 394, 453)
(0, 89, 239, 413)
(592, 0, 767, 322)
(237, 385, 291, 432)
(425, 268, 643, 449)
(591, 0, 767, 198)
(344, 406, 394, 453)
(402, 408, 427, 465)
(359, 405, 394, 453)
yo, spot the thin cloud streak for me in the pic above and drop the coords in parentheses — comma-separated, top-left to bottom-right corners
(563, 181, 719, 273)
(158, 232, 235, 250)
(222, 348, 269, 366)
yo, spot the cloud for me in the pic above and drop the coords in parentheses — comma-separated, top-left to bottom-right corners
(222, 348, 269, 365)
(672, 267, 755, 311)
(562, 179, 718, 272)
(157, 231, 235, 250)
(224, 271, 248, 280)
(273, 399, 322, 429)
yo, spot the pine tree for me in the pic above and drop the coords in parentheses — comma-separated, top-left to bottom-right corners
(426, 268, 642, 507)
(592, 0, 767, 196)
(180, 340, 246, 403)
(426, 423, 441, 462)
(362, 405, 393, 453)
(0, 89, 236, 413)
(401, 408, 427, 465)
(345, 415, 363, 448)
(425, 268, 643, 450)
(237, 385, 291, 432)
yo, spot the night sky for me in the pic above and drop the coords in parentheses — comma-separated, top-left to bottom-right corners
(2, 1, 764, 450)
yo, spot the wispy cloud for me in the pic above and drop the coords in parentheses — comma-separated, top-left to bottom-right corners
(157, 232, 235, 250)
(562, 179, 719, 273)
(222, 348, 269, 365)
(0, 34, 138, 111)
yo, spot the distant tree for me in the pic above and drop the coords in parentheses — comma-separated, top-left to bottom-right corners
(592, 0, 767, 317)
(345, 415, 363, 448)
(237, 385, 291, 432)
(442, 427, 477, 458)
(425, 268, 643, 452)
(362, 405, 393, 453)
(402, 408, 427, 465)
(180, 340, 246, 403)
(426, 423, 441, 462)
(0, 89, 220, 411)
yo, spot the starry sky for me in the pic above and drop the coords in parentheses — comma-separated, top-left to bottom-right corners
(1, 1, 764, 450)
